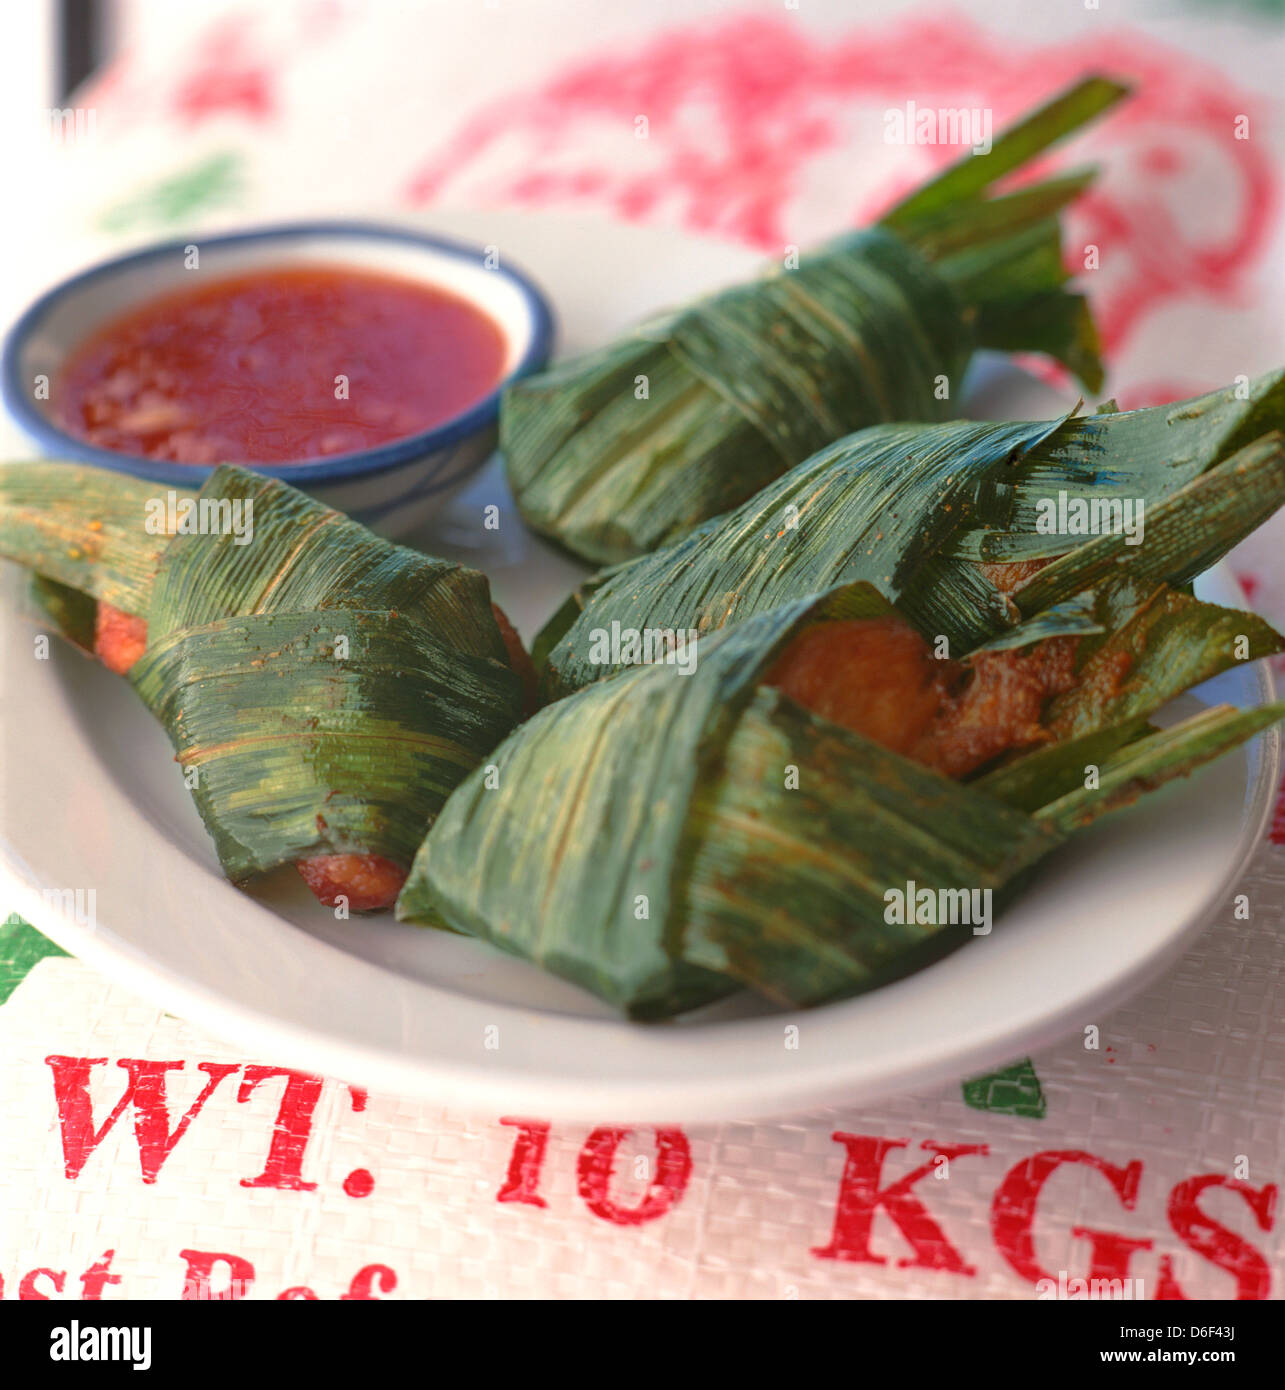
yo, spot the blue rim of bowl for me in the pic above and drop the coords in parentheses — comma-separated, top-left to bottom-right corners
(0, 220, 556, 488)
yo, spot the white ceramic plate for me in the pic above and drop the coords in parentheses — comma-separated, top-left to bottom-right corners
(1, 210, 1278, 1122)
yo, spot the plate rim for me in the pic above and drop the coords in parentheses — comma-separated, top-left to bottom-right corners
(4, 578, 1276, 1125)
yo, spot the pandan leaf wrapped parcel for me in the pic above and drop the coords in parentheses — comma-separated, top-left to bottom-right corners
(398, 580, 1284, 1019)
(538, 371, 1285, 698)
(0, 462, 527, 910)
(502, 75, 1129, 565)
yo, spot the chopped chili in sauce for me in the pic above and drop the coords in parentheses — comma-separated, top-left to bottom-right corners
(55, 265, 506, 464)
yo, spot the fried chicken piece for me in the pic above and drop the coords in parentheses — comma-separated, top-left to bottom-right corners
(93, 600, 149, 675)
(763, 617, 958, 760)
(296, 853, 408, 913)
(765, 616, 1081, 780)
(922, 638, 1080, 779)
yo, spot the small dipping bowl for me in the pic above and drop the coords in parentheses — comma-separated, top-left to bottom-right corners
(1, 221, 555, 533)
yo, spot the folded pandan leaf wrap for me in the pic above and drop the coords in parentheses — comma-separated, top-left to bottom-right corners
(538, 372, 1285, 698)
(503, 76, 1128, 565)
(0, 464, 168, 642)
(399, 581, 1285, 1018)
(0, 462, 525, 885)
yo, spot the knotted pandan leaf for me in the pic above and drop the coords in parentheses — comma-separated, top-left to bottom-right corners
(400, 579, 1284, 1018)
(399, 585, 1046, 1017)
(0, 463, 174, 645)
(539, 374, 1285, 698)
(538, 415, 1068, 697)
(131, 608, 519, 881)
(502, 76, 1128, 565)
(971, 577, 1285, 813)
(0, 461, 525, 886)
(125, 466, 523, 881)
(0, 462, 166, 612)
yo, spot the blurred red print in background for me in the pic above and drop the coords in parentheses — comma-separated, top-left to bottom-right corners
(171, 16, 278, 124)
(403, 12, 1276, 361)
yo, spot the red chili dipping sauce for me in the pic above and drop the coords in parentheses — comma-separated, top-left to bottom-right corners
(54, 265, 507, 463)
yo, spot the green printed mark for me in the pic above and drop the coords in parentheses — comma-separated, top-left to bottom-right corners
(99, 151, 245, 233)
(0, 913, 69, 1006)
(962, 1057, 1046, 1119)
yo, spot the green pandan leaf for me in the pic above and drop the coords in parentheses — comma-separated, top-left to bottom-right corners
(398, 586, 1053, 1016)
(0, 462, 172, 615)
(401, 575, 1284, 1019)
(503, 76, 1128, 565)
(0, 462, 526, 888)
(541, 376, 1285, 700)
(129, 467, 523, 882)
